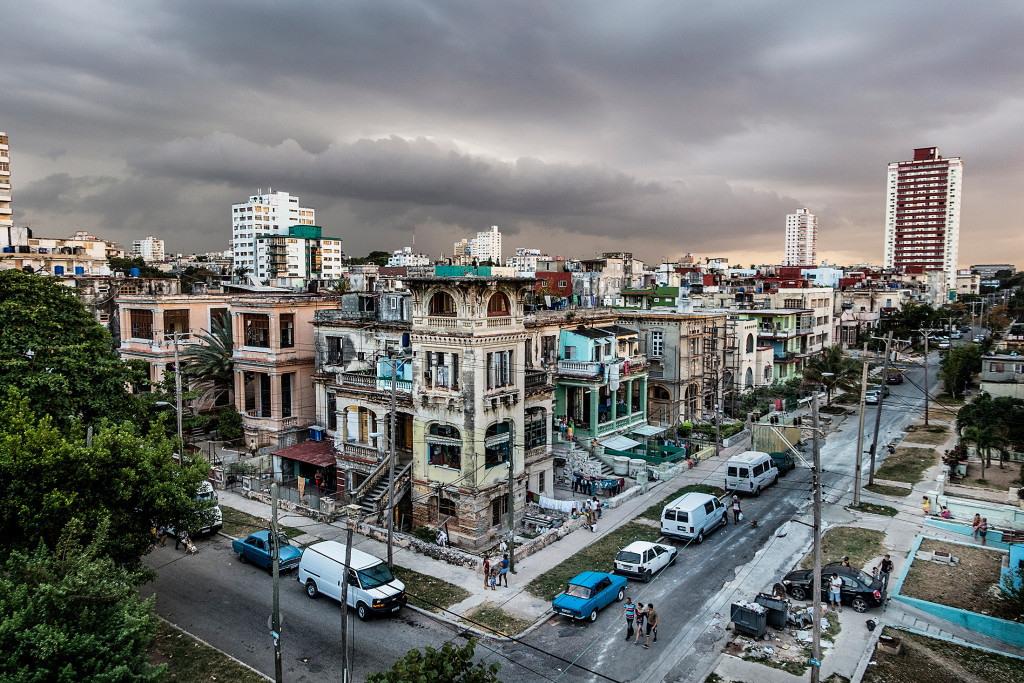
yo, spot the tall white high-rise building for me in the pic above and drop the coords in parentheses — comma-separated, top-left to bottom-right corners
(132, 235, 165, 262)
(883, 147, 962, 289)
(231, 190, 315, 275)
(473, 225, 502, 264)
(783, 208, 817, 267)
(0, 132, 12, 230)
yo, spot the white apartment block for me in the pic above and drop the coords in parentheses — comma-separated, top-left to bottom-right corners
(387, 246, 431, 267)
(453, 225, 502, 265)
(132, 235, 165, 262)
(505, 247, 541, 273)
(883, 147, 962, 290)
(783, 208, 817, 267)
(0, 132, 11, 229)
(231, 190, 315, 275)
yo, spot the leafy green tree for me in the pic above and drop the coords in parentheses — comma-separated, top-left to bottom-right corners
(802, 345, 861, 405)
(957, 394, 1024, 468)
(367, 639, 500, 683)
(181, 317, 234, 408)
(959, 425, 1009, 478)
(0, 396, 211, 569)
(178, 265, 221, 294)
(937, 344, 982, 398)
(216, 405, 243, 442)
(0, 520, 164, 682)
(348, 250, 390, 267)
(0, 270, 140, 430)
(108, 256, 167, 279)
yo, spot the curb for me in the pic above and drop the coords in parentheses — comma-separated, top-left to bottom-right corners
(156, 616, 273, 681)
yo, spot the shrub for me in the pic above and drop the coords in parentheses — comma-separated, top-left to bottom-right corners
(217, 406, 243, 442)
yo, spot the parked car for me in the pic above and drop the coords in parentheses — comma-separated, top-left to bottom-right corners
(725, 450, 778, 496)
(950, 330, 962, 339)
(973, 335, 985, 343)
(552, 571, 627, 622)
(614, 541, 678, 581)
(938, 340, 951, 349)
(885, 371, 903, 385)
(232, 530, 303, 571)
(770, 451, 796, 476)
(299, 541, 406, 620)
(660, 491, 729, 543)
(781, 564, 886, 612)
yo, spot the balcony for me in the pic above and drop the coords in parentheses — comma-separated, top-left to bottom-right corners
(774, 352, 798, 364)
(525, 369, 551, 393)
(557, 360, 602, 377)
(338, 371, 377, 390)
(339, 441, 381, 463)
(426, 315, 458, 330)
(485, 316, 513, 329)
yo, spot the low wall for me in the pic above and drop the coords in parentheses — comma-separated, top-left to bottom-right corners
(722, 430, 750, 449)
(926, 489, 1024, 531)
(924, 518, 1011, 551)
(893, 534, 1024, 647)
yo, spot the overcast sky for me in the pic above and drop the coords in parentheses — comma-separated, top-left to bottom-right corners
(3, 1, 1023, 268)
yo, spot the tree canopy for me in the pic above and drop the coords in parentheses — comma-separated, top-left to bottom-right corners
(0, 270, 140, 430)
(367, 639, 500, 683)
(937, 343, 982, 398)
(181, 317, 234, 408)
(108, 256, 168, 280)
(802, 345, 861, 405)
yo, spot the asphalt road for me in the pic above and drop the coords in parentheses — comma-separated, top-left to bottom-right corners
(144, 352, 942, 683)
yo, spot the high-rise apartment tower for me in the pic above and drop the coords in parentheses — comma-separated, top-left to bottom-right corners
(783, 208, 817, 267)
(883, 147, 962, 288)
(0, 132, 11, 229)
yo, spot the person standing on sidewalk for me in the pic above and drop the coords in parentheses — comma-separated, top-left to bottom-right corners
(922, 496, 931, 516)
(828, 573, 843, 613)
(732, 497, 742, 525)
(633, 604, 646, 645)
(483, 557, 492, 590)
(972, 514, 982, 539)
(979, 518, 989, 545)
(619, 598, 636, 641)
(500, 553, 509, 586)
(879, 554, 893, 593)
(643, 603, 658, 648)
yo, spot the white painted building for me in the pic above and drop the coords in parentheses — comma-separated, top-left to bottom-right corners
(387, 246, 431, 267)
(231, 190, 315, 276)
(0, 132, 10, 230)
(505, 247, 541, 273)
(132, 235, 165, 262)
(783, 208, 817, 267)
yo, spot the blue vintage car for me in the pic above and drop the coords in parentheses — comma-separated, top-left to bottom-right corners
(552, 571, 627, 622)
(232, 530, 303, 571)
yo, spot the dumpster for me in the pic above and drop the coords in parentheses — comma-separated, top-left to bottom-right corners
(730, 602, 768, 638)
(754, 592, 789, 629)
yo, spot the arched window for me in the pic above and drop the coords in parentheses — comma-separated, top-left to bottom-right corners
(651, 385, 671, 401)
(487, 292, 511, 316)
(745, 333, 754, 354)
(745, 367, 754, 388)
(485, 421, 511, 468)
(427, 423, 461, 468)
(439, 498, 458, 518)
(428, 291, 457, 316)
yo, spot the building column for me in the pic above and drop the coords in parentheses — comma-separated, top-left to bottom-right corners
(589, 387, 600, 431)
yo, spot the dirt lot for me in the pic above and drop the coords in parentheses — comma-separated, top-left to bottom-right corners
(801, 527, 885, 570)
(862, 627, 1024, 683)
(874, 447, 940, 484)
(900, 539, 1013, 620)
(959, 458, 1023, 492)
(902, 424, 949, 446)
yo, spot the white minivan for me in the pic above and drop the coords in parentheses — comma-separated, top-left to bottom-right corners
(660, 492, 728, 543)
(725, 450, 778, 496)
(298, 541, 407, 620)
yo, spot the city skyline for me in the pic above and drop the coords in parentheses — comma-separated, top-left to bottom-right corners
(3, 3, 1023, 268)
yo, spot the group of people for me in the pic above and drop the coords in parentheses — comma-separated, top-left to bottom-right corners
(151, 524, 196, 554)
(482, 551, 510, 590)
(570, 497, 602, 532)
(618, 599, 658, 648)
(972, 514, 989, 545)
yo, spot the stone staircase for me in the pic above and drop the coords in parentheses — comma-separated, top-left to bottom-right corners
(359, 477, 392, 515)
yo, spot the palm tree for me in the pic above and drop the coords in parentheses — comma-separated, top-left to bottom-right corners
(801, 345, 861, 405)
(960, 425, 1010, 479)
(233, 265, 251, 283)
(182, 318, 234, 409)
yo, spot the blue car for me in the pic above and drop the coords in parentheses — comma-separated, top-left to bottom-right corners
(552, 571, 627, 622)
(232, 530, 303, 572)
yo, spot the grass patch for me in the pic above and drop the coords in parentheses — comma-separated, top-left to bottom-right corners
(526, 522, 661, 601)
(823, 675, 850, 683)
(801, 527, 885, 570)
(822, 610, 841, 643)
(392, 566, 471, 614)
(742, 643, 810, 676)
(465, 603, 534, 638)
(640, 483, 726, 521)
(903, 424, 950, 446)
(150, 621, 265, 682)
(863, 627, 1024, 683)
(833, 393, 859, 405)
(819, 405, 848, 415)
(901, 539, 1013, 620)
(933, 394, 967, 405)
(219, 506, 307, 542)
(864, 483, 913, 497)
(848, 502, 899, 517)
(874, 447, 940, 484)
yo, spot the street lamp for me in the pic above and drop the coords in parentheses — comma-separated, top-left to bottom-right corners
(155, 400, 183, 447)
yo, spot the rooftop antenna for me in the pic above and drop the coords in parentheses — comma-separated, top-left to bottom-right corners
(412, 225, 416, 247)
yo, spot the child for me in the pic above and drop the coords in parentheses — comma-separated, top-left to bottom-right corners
(488, 567, 498, 590)
(940, 506, 951, 519)
(871, 566, 880, 581)
(922, 496, 931, 516)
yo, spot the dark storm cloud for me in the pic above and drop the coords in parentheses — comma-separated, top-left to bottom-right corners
(3, 1, 1024, 264)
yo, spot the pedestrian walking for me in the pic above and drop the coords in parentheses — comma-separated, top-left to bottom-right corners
(732, 497, 742, 525)
(619, 598, 636, 641)
(828, 573, 843, 613)
(633, 604, 646, 645)
(879, 554, 893, 593)
(922, 496, 931, 516)
(644, 603, 658, 648)
(500, 553, 509, 586)
(979, 518, 989, 545)
(157, 524, 168, 547)
(483, 557, 492, 590)
(972, 514, 982, 539)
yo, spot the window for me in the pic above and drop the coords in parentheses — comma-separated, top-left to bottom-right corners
(487, 292, 511, 316)
(326, 337, 344, 364)
(129, 309, 153, 340)
(564, 345, 577, 360)
(280, 314, 294, 348)
(439, 498, 458, 518)
(425, 352, 459, 389)
(558, 280, 567, 288)
(428, 291, 456, 316)
(427, 424, 461, 469)
(538, 472, 546, 493)
(487, 350, 513, 389)
(243, 314, 270, 347)
(485, 421, 511, 468)
(327, 391, 337, 431)
(281, 373, 293, 418)
(650, 330, 664, 357)
(525, 418, 547, 449)
(259, 373, 272, 418)
(210, 308, 229, 331)
(164, 309, 189, 336)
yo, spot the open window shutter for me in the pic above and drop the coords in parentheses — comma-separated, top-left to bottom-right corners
(487, 353, 495, 389)
(452, 353, 459, 389)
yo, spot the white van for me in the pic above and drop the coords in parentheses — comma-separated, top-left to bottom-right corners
(725, 451, 778, 496)
(298, 541, 407, 621)
(660, 492, 728, 543)
(194, 481, 223, 534)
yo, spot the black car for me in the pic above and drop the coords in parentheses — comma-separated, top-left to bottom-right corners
(781, 564, 886, 612)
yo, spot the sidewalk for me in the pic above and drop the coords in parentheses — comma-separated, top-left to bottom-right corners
(216, 437, 752, 633)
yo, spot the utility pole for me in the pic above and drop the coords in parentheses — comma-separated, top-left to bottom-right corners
(507, 421, 516, 573)
(868, 332, 894, 485)
(853, 343, 869, 506)
(167, 332, 185, 447)
(810, 393, 823, 683)
(340, 528, 354, 683)
(920, 330, 932, 426)
(271, 483, 282, 683)
(386, 357, 398, 569)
